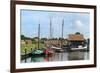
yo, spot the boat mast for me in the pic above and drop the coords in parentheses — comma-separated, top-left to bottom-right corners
(38, 22, 40, 49)
(50, 18, 52, 39)
(50, 18, 52, 47)
(61, 19, 64, 48)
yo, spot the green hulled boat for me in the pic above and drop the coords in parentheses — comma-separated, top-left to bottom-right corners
(32, 49, 44, 55)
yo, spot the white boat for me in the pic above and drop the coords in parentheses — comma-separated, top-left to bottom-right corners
(51, 46, 64, 52)
(51, 46, 62, 50)
(71, 45, 87, 51)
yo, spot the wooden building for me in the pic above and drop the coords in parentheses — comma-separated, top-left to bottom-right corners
(68, 33, 85, 48)
(25, 40, 32, 44)
(44, 39, 68, 47)
(21, 40, 26, 45)
(21, 39, 32, 45)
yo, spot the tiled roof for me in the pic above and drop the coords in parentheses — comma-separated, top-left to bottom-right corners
(68, 34, 85, 41)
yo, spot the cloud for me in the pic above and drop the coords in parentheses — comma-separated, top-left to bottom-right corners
(69, 20, 83, 30)
(75, 20, 83, 29)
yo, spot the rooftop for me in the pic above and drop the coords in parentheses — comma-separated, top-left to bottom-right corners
(68, 34, 85, 41)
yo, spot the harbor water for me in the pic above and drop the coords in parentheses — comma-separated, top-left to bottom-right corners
(21, 51, 89, 63)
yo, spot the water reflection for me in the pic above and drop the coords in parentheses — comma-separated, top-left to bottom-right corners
(21, 51, 89, 63)
(68, 52, 84, 60)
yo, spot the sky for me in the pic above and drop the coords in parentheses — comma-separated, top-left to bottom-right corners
(21, 9, 90, 39)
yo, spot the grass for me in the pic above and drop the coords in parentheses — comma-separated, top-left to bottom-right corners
(21, 43, 45, 54)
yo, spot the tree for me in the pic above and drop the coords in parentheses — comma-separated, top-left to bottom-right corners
(75, 32, 81, 35)
(41, 38, 47, 41)
(33, 37, 39, 39)
(87, 38, 90, 45)
(21, 35, 32, 40)
(21, 35, 26, 40)
(31, 38, 35, 44)
(58, 37, 64, 40)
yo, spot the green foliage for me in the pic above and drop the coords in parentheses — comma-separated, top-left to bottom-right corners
(41, 38, 47, 41)
(75, 32, 81, 35)
(21, 43, 45, 55)
(21, 35, 32, 40)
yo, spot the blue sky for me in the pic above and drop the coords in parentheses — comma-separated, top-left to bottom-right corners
(21, 9, 90, 39)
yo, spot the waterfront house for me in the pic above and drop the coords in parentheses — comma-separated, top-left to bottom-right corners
(21, 39, 32, 45)
(44, 39, 61, 47)
(21, 40, 26, 45)
(68, 32, 85, 48)
(25, 39, 32, 44)
(33, 37, 39, 42)
(44, 39, 68, 47)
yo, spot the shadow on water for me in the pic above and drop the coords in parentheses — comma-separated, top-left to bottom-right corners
(21, 51, 89, 63)
(68, 51, 84, 60)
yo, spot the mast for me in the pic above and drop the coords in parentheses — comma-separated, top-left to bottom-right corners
(38, 22, 40, 49)
(50, 18, 52, 47)
(50, 18, 52, 39)
(61, 19, 64, 48)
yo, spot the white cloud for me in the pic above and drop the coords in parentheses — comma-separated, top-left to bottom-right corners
(75, 20, 83, 29)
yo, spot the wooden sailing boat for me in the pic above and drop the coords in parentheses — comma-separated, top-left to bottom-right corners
(44, 18, 55, 55)
(32, 22, 44, 55)
(51, 19, 64, 52)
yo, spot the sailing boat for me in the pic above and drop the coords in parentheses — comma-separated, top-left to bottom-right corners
(51, 19, 64, 52)
(44, 18, 55, 55)
(32, 22, 44, 55)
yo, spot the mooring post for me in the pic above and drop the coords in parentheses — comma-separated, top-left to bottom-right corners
(31, 48, 32, 62)
(25, 49, 27, 63)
